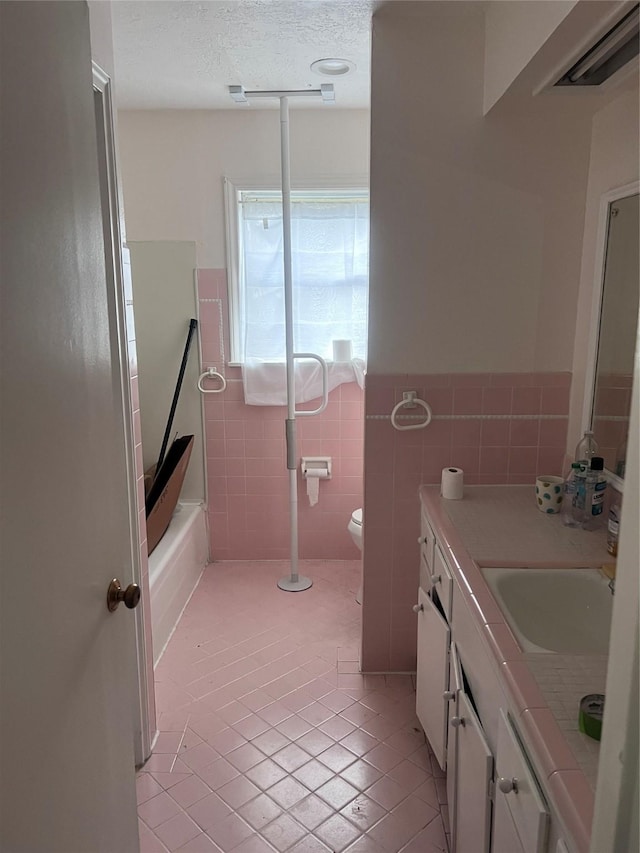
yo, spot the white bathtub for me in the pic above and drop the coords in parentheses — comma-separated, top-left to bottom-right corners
(149, 501, 209, 665)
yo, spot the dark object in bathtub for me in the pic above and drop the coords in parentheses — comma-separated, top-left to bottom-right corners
(154, 318, 198, 479)
(145, 435, 194, 555)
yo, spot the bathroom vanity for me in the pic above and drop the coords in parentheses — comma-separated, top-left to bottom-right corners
(416, 485, 611, 853)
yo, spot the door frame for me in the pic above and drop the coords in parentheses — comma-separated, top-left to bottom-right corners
(93, 62, 153, 765)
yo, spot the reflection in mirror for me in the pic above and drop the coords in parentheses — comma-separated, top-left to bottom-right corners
(592, 192, 639, 478)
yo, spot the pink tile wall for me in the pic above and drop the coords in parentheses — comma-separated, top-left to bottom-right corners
(197, 269, 364, 561)
(361, 372, 571, 672)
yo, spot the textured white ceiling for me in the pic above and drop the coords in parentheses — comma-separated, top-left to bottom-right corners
(111, 0, 374, 110)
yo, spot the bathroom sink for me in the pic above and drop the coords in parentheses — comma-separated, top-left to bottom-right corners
(481, 568, 613, 655)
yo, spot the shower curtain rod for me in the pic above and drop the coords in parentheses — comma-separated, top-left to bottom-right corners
(229, 84, 335, 592)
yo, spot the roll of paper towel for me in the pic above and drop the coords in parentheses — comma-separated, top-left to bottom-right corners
(332, 339, 352, 362)
(306, 467, 329, 506)
(441, 467, 464, 500)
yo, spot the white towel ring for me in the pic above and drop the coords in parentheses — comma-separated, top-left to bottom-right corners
(197, 367, 227, 394)
(390, 392, 432, 431)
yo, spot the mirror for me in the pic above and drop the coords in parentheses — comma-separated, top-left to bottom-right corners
(591, 190, 639, 479)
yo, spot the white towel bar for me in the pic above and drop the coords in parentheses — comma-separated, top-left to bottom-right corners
(390, 391, 432, 431)
(197, 367, 227, 394)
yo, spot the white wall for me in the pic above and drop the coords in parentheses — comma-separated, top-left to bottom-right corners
(368, 1, 594, 375)
(88, 0, 115, 78)
(483, 0, 577, 112)
(129, 241, 204, 501)
(117, 109, 370, 269)
(568, 87, 640, 451)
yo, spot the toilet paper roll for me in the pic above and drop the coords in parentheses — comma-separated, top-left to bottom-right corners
(305, 467, 329, 506)
(332, 339, 352, 362)
(441, 467, 464, 500)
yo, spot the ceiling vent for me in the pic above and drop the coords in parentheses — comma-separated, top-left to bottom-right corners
(555, 3, 639, 87)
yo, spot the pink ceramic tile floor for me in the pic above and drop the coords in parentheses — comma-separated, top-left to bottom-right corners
(138, 560, 448, 852)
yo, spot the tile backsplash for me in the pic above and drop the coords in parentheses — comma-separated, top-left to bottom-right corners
(362, 371, 571, 671)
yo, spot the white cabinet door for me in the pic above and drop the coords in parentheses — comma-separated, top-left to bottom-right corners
(446, 642, 464, 838)
(416, 586, 450, 769)
(493, 710, 549, 853)
(448, 643, 493, 853)
(492, 786, 525, 853)
(454, 691, 494, 853)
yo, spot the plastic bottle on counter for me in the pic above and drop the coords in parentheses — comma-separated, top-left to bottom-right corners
(582, 457, 607, 530)
(562, 462, 585, 528)
(607, 496, 621, 556)
(574, 430, 598, 466)
(573, 463, 589, 523)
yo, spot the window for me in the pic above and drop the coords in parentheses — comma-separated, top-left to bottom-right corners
(225, 181, 369, 368)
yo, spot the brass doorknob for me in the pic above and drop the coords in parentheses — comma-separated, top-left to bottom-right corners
(107, 579, 141, 612)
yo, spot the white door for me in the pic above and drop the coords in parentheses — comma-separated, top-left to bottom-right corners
(0, 3, 139, 851)
(415, 587, 450, 769)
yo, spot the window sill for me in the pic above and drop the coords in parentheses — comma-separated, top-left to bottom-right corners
(227, 359, 363, 368)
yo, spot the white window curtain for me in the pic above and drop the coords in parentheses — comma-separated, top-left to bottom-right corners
(239, 190, 368, 405)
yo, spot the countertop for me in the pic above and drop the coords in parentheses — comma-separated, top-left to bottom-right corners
(419, 484, 611, 853)
(434, 484, 610, 567)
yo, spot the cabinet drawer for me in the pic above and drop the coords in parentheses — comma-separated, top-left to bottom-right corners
(432, 544, 453, 622)
(495, 710, 549, 853)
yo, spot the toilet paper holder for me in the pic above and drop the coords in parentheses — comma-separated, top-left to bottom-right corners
(301, 457, 332, 479)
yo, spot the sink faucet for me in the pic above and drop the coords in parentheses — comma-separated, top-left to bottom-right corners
(608, 578, 615, 596)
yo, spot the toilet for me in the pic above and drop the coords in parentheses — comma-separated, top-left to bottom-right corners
(348, 508, 363, 604)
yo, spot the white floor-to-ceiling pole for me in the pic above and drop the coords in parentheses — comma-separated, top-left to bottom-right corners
(277, 95, 311, 591)
(229, 85, 333, 592)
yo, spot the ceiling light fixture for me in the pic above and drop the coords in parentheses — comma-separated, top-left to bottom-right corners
(310, 58, 355, 77)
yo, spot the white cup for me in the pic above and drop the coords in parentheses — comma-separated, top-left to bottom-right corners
(535, 475, 564, 514)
